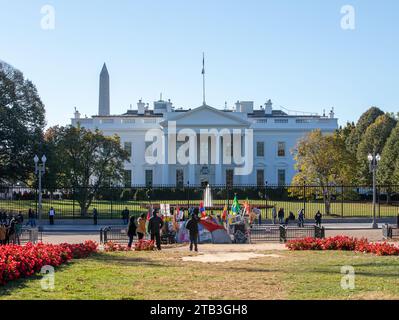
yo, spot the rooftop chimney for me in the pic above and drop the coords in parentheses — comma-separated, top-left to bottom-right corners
(137, 99, 145, 115)
(265, 99, 273, 115)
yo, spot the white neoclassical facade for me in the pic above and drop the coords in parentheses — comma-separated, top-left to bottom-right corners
(71, 64, 338, 187)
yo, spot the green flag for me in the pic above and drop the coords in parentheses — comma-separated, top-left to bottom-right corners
(231, 195, 240, 215)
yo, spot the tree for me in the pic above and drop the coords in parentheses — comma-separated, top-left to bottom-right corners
(346, 107, 384, 155)
(377, 121, 399, 202)
(356, 114, 397, 184)
(46, 125, 129, 215)
(290, 130, 357, 215)
(0, 61, 46, 184)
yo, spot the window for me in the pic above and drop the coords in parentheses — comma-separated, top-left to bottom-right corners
(176, 169, 184, 188)
(257, 170, 264, 187)
(123, 170, 132, 187)
(274, 119, 288, 124)
(124, 142, 132, 158)
(277, 142, 286, 157)
(226, 169, 234, 187)
(278, 169, 286, 186)
(145, 170, 153, 187)
(256, 142, 264, 157)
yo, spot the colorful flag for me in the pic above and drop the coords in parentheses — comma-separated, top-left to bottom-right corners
(222, 204, 228, 221)
(231, 195, 240, 215)
(243, 198, 251, 215)
(146, 208, 151, 221)
(199, 201, 206, 218)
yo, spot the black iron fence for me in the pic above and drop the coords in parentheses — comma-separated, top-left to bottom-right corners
(1, 184, 399, 220)
(249, 225, 325, 243)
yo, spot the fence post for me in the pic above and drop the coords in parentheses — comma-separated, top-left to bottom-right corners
(341, 185, 344, 218)
(72, 187, 75, 220)
(303, 182, 306, 217)
(279, 225, 286, 242)
(264, 182, 268, 221)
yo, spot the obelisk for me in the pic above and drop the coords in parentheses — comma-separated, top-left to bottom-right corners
(99, 63, 110, 116)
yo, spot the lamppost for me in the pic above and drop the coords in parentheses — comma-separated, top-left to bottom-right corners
(34, 154, 46, 227)
(368, 152, 381, 229)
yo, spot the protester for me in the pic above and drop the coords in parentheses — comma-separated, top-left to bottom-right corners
(7, 216, 17, 244)
(127, 215, 137, 248)
(49, 207, 55, 225)
(136, 213, 146, 240)
(286, 211, 295, 225)
(27, 208, 36, 227)
(298, 209, 305, 227)
(185, 208, 200, 252)
(121, 207, 129, 225)
(147, 209, 164, 250)
(278, 208, 285, 224)
(315, 210, 322, 227)
(93, 208, 98, 225)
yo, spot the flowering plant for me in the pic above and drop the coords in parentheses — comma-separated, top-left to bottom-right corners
(103, 241, 131, 252)
(286, 236, 399, 256)
(0, 241, 98, 286)
(134, 240, 155, 251)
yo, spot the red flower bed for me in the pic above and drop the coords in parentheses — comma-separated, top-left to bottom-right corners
(286, 236, 399, 256)
(103, 242, 131, 252)
(0, 241, 98, 286)
(134, 240, 155, 251)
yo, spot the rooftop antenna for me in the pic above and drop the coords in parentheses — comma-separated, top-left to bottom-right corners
(224, 101, 227, 110)
(160, 92, 163, 101)
(202, 52, 206, 106)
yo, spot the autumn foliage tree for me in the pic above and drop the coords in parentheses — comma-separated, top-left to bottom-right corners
(290, 130, 357, 215)
(45, 125, 129, 216)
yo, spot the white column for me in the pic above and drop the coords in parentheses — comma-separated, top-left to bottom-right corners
(188, 133, 197, 185)
(215, 134, 223, 185)
(162, 133, 169, 185)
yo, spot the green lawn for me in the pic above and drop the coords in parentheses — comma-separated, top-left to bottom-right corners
(1, 249, 399, 300)
(1, 198, 397, 219)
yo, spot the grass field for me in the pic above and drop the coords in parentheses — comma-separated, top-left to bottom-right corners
(1, 198, 398, 219)
(1, 248, 399, 300)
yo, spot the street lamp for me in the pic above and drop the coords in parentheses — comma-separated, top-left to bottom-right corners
(368, 152, 381, 229)
(34, 154, 46, 228)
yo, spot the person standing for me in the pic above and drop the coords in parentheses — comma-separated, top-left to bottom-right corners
(147, 209, 163, 250)
(127, 216, 137, 248)
(298, 209, 305, 227)
(185, 208, 200, 252)
(272, 206, 277, 224)
(136, 213, 146, 240)
(27, 208, 36, 227)
(121, 207, 129, 225)
(278, 208, 285, 224)
(49, 207, 55, 225)
(315, 210, 322, 227)
(93, 208, 98, 225)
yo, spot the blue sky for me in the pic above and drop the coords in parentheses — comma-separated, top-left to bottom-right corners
(0, 0, 398, 127)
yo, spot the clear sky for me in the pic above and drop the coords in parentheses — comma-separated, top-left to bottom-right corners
(1, 0, 398, 127)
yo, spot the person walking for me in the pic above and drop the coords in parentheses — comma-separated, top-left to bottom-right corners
(315, 210, 322, 227)
(136, 213, 146, 240)
(185, 208, 200, 252)
(48, 207, 55, 225)
(298, 209, 305, 227)
(127, 215, 137, 248)
(92, 208, 98, 225)
(147, 209, 163, 250)
(121, 207, 129, 225)
(27, 208, 36, 227)
(272, 206, 277, 224)
(278, 208, 285, 224)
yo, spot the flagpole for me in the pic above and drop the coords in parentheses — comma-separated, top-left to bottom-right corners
(202, 52, 206, 105)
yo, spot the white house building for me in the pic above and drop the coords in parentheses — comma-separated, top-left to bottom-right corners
(71, 64, 338, 187)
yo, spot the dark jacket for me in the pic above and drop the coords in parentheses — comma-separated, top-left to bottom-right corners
(185, 215, 200, 235)
(122, 209, 129, 219)
(127, 218, 137, 237)
(278, 209, 284, 218)
(28, 209, 35, 219)
(315, 212, 322, 222)
(147, 215, 164, 234)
